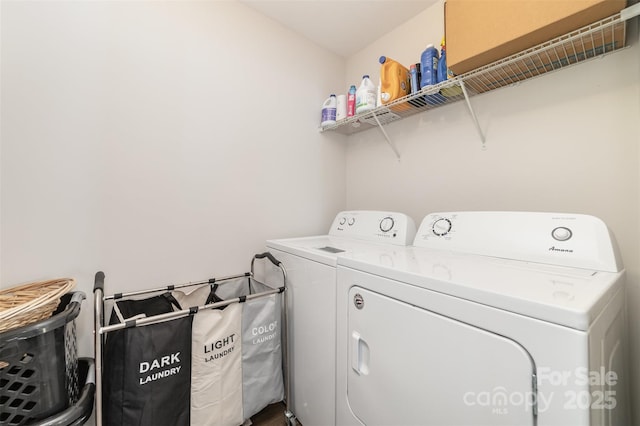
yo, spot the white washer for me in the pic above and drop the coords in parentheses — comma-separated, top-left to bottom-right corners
(266, 211, 416, 426)
(336, 211, 628, 426)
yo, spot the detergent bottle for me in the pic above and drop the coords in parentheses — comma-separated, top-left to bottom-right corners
(420, 44, 439, 88)
(410, 64, 421, 95)
(355, 75, 376, 114)
(438, 37, 463, 97)
(320, 94, 337, 127)
(437, 37, 448, 84)
(347, 85, 357, 117)
(378, 56, 411, 105)
(408, 63, 424, 107)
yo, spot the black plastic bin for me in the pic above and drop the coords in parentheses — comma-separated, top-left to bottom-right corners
(30, 358, 95, 426)
(0, 292, 85, 426)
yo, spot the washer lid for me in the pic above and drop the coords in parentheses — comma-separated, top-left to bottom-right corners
(266, 235, 409, 267)
(337, 246, 623, 331)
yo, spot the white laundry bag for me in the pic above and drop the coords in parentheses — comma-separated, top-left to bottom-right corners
(173, 284, 243, 426)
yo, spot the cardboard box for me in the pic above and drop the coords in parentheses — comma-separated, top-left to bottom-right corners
(445, 0, 627, 75)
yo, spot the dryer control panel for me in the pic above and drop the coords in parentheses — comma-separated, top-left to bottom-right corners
(329, 211, 416, 246)
(414, 211, 622, 272)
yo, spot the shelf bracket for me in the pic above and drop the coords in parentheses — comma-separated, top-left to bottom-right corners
(459, 80, 486, 150)
(371, 111, 401, 160)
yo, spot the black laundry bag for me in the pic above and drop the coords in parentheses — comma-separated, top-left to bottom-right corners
(103, 293, 192, 426)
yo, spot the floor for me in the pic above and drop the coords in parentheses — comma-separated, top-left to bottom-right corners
(250, 402, 295, 426)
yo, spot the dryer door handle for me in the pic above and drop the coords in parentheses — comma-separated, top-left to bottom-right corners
(351, 331, 370, 375)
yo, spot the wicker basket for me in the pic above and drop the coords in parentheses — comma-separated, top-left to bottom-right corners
(0, 278, 76, 333)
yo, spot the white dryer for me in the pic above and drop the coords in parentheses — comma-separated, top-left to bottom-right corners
(336, 211, 628, 426)
(266, 210, 416, 426)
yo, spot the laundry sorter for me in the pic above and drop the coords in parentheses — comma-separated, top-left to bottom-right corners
(93, 252, 296, 426)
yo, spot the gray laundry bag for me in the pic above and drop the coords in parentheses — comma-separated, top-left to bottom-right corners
(240, 280, 284, 419)
(215, 278, 285, 420)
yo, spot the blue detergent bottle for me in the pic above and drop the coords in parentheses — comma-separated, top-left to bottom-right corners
(420, 43, 444, 105)
(420, 44, 439, 88)
(438, 36, 463, 98)
(408, 63, 424, 107)
(437, 38, 448, 84)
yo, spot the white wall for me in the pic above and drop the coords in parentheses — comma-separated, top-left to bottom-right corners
(0, 1, 347, 357)
(345, 1, 640, 423)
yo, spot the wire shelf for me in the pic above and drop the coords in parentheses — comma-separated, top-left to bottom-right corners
(320, 10, 628, 137)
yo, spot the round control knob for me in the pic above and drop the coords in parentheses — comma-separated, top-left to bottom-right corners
(348, 217, 355, 226)
(432, 218, 452, 236)
(552, 227, 572, 241)
(339, 217, 346, 225)
(380, 217, 395, 233)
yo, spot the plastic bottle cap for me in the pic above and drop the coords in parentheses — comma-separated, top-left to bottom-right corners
(379, 56, 387, 64)
(426, 44, 434, 48)
(363, 75, 369, 78)
(330, 94, 336, 97)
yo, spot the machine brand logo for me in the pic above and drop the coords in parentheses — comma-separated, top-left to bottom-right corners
(353, 293, 364, 309)
(549, 246, 574, 253)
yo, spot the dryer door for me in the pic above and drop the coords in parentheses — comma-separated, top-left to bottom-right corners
(347, 286, 536, 426)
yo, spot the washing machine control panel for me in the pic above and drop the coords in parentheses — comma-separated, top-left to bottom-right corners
(329, 211, 416, 246)
(414, 211, 622, 272)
